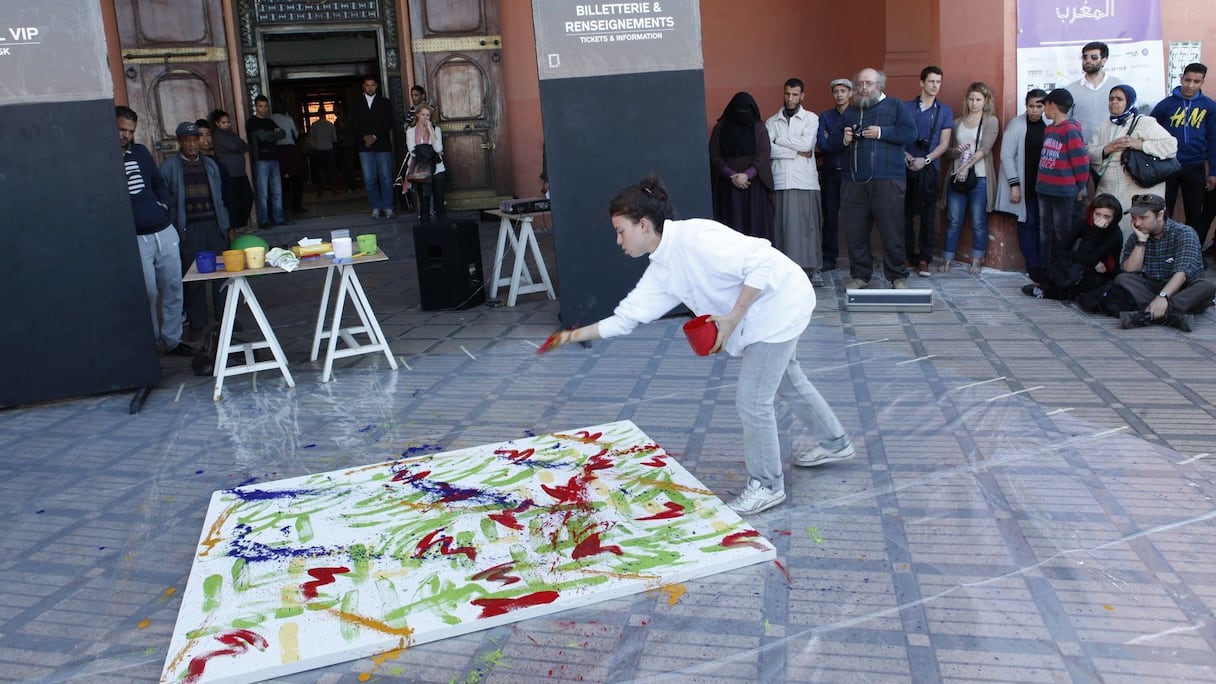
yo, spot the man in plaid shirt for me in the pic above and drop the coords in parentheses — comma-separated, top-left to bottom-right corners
(1117, 194, 1216, 331)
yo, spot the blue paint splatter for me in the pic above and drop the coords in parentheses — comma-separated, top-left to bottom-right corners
(523, 429, 536, 437)
(402, 444, 442, 456)
(35, 509, 45, 514)
(236, 476, 260, 487)
(359, 425, 374, 433)
(195, 470, 204, 475)
(411, 389, 421, 397)
(303, 444, 316, 449)
(226, 524, 344, 563)
(226, 487, 321, 501)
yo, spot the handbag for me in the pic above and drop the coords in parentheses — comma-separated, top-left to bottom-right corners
(405, 157, 433, 183)
(950, 116, 982, 193)
(1120, 116, 1181, 187)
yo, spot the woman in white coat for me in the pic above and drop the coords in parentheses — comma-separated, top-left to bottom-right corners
(1087, 84, 1177, 241)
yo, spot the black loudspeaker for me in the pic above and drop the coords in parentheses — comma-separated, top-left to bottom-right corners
(411, 220, 486, 310)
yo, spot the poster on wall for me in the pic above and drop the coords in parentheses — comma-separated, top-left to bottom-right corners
(1015, 0, 1165, 113)
(532, 0, 703, 80)
(1167, 41, 1202, 94)
(0, 0, 112, 106)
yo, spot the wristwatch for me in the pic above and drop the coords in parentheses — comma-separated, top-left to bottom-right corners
(1158, 291, 1169, 299)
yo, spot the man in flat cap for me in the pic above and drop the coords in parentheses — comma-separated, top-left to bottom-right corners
(1116, 193, 1215, 331)
(162, 121, 231, 336)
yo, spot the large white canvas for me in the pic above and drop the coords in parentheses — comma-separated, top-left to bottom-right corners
(161, 420, 775, 683)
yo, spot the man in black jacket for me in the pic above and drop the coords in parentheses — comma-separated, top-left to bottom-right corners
(353, 76, 398, 219)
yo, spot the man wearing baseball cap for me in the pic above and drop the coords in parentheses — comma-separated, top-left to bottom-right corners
(161, 121, 231, 336)
(1116, 193, 1215, 331)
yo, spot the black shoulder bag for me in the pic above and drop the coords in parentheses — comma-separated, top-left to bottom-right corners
(1121, 115, 1181, 187)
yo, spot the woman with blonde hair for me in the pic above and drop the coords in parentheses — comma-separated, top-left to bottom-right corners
(1087, 84, 1177, 240)
(405, 103, 448, 222)
(941, 82, 1000, 275)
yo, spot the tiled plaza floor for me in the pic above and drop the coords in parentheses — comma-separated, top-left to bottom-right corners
(2, 212, 1215, 683)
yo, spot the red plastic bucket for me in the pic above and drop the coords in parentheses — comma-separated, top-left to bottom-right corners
(682, 315, 719, 356)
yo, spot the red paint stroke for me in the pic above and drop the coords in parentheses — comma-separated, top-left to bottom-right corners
(494, 447, 536, 463)
(470, 561, 522, 586)
(413, 529, 477, 561)
(721, 530, 768, 551)
(571, 430, 603, 443)
(636, 501, 685, 521)
(472, 590, 560, 618)
(391, 468, 430, 482)
(183, 629, 268, 683)
(773, 559, 793, 585)
(641, 453, 669, 467)
(582, 449, 613, 473)
(572, 531, 623, 560)
(528, 634, 539, 645)
(541, 476, 589, 505)
(771, 529, 793, 536)
(536, 330, 563, 354)
(301, 566, 351, 600)
(487, 500, 534, 531)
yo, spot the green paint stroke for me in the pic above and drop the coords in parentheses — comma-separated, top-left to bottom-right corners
(202, 574, 223, 612)
(806, 527, 823, 543)
(339, 590, 360, 641)
(296, 513, 314, 543)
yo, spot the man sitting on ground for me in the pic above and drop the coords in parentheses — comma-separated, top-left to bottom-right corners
(1116, 194, 1216, 331)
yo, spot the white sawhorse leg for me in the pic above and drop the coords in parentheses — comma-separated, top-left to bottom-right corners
(311, 264, 399, 382)
(488, 215, 557, 306)
(211, 276, 295, 401)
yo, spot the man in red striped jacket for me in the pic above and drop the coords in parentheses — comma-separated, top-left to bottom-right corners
(1036, 88, 1089, 265)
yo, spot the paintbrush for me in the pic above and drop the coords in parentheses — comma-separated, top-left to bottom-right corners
(536, 329, 564, 354)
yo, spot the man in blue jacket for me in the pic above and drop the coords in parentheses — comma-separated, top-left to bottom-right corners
(118, 106, 190, 356)
(1151, 62, 1216, 246)
(823, 68, 916, 289)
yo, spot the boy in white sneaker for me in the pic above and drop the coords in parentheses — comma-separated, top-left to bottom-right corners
(544, 176, 854, 515)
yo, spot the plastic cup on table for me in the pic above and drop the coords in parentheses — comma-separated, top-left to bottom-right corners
(195, 251, 216, 274)
(332, 236, 353, 259)
(244, 246, 266, 269)
(222, 249, 245, 272)
(682, 315, 719, 356)
(356, 233, 377, 255)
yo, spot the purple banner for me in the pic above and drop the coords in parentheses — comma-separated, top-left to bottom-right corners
(1018, 0, 1160, 47)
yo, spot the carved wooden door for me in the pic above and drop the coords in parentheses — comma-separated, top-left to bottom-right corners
(113, 0, 233, 159)
(409, 0, 511, 207)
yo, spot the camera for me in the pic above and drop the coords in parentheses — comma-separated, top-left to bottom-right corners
(916, 137, 930, 148)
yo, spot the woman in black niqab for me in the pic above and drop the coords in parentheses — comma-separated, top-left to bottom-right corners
(709, 91, 774, 240)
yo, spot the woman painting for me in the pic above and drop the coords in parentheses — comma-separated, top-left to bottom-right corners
(941, 82, 1000, 275)
(1087, 84, 1178, 241)
(406, 104, 448, 223)
(543, 176, 852, 516)
(709, 92, 774, 241)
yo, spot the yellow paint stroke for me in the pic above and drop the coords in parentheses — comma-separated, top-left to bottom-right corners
(634, 477, 713, 496)
(657, 584, 686, 606)
(279, 622, 300, 663)
(327, 608, 416, 639)
(345, 453, 433, 475)
(358, 673, 371, 682)
(373, 646, 406, 666)
(137, 618, 151, 629)
(164, 587, 177, 597)
(1104, 604, 1114, 611)
(198, 504, 237, 557)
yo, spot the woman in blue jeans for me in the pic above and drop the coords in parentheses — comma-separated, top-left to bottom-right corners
(941, 82, 1000, 275)
(544, 176, 853, 516)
